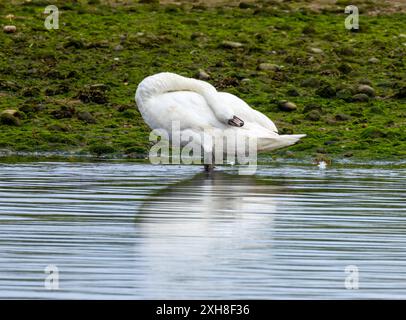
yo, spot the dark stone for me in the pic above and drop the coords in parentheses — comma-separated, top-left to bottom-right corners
(352, 93, 370, 102)
(393, 87, 406, 99)
(316, 85, 336, 98)
(303, 104, 323, 113)
(335, 113, 351, 121)
(305, 110, 321, 121)
(77, 84, 109, 104)
(77, 111, 96, 124)
(51, 106, 76, 119)
(286, 88, 300, 97)
(278, 101, 297, 112)
(0, 113, 21, 126)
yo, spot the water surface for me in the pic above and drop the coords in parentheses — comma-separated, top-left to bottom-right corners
(0, 162, 405, 299)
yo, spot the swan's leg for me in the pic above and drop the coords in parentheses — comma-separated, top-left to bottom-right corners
(204, 152, 215, 173)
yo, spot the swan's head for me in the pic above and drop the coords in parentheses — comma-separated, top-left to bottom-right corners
(214, 107, 244, 127)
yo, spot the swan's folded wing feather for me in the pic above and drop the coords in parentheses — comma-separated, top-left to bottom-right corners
(218, 92, 278, 133)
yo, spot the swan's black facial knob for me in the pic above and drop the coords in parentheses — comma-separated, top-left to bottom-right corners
(228, 116, 244, 127)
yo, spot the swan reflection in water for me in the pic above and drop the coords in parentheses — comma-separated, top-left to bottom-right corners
(134, 170, 280, 299)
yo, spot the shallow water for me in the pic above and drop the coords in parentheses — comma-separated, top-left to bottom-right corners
(0, 162, 405, 299)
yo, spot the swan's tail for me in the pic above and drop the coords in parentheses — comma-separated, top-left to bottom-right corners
(135, 72, 217, 107)
(259, 134, 306, 151)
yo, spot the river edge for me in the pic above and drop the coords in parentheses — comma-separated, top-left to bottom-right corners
(0, 151, 404, 168)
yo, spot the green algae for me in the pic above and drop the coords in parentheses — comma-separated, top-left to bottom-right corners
(0, 0, 404, 162)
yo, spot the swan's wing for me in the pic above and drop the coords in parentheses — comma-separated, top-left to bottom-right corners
(218, 92, 278, 133)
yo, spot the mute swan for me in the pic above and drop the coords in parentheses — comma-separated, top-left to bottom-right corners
(135, 72, 305, 170)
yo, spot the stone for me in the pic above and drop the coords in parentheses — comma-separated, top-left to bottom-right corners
(77, 111, 96, 124)
(197, 69, 210, 80)
(316, 85, 336, 98)
(258, 63, 281, 71)
(221, 40, 243, 49)
(352, 93, 370, 102)
(303, 104, 323, 114)
(0, 112, 20, 126)
(3, 25, 16, 33)
(368, 57, 380, 64)
(278, 101, 297, 112)
(301, 77, 320, 88)
(335, 113, 351, 121)
(357, 84, 375, 97)
(305, 110, 321, 121)
(310, 47, 323, 54)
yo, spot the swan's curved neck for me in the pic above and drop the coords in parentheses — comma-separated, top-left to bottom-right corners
(135, 72, 234, 124)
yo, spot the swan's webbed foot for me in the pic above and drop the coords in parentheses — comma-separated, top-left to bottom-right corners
(228, 115, 244, 127)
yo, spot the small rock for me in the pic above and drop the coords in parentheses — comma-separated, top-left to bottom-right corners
(303, 104, 323, 113)
(221, 40, 243, 49)
(241, 78, 251, 84)
(352, 93, 370, 102)
(335, 113, 351, 121)
(114, 44, 124, 51)
(310, 47, 323, 54)
(258, 63, 281, 71)
(77, 111, 96, 124)
(239, 2, 256, 9)
(359, 78, 373, 85)
(301, 78, 320, 88)
(316, 85, 336, 98)
(357, 84, 375, 97)
(3, 25, 16, 33)
(278, 101, 297, 112)
(51, 106, 76, 119)
(393, 86, 406, 99)
(344, 152, 353, 158)
(197, 69, 210, 80)
(286, 88, 300, 97)
(305, 110, 321, 121)
(302, 25, 316, 34)
(368, 57, 380, 64)
(0, 112, 20, 126)
(338, 63, 353, 74)
(1, 109, 18, 117)
(336, 88, 353, 101)
(190, 32, 205, 40)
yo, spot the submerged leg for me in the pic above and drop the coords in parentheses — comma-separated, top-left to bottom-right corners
(203, 152, 215, 173)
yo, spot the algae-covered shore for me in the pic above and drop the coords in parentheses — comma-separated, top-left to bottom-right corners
(0, 0, 405, 162)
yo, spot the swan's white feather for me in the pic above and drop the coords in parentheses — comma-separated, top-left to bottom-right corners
(135, 72, 306, 153)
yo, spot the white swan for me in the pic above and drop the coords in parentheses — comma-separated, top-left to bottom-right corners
(135, 72, 305, 168)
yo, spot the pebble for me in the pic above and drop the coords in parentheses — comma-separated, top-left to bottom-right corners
(310, 47, 323, 54)
(258, 63, 281, 71)
(197, 69, 210, 80)
(278, 101, 297, 112)
(368, 57, 380, 64)
(3, 25, 16, 33)
(352, 93, 370, 102)
(357, 84, 375, 97)
(221, 40, 243, 49)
